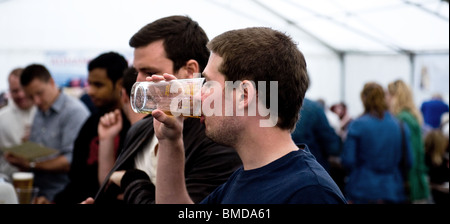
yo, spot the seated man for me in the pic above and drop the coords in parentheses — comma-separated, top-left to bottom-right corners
(52, 52, 130, 204)
(5, 64, 90, 201)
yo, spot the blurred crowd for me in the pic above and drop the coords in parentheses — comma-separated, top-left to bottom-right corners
(292, 81, 448, 204)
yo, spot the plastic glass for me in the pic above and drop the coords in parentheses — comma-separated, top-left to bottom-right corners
(130, 78, 204, 118)
(15, 187, 39, 204)
(12, 172, 34, 189)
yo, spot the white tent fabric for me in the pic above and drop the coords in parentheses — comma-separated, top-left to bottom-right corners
(0, 0, 448, 116)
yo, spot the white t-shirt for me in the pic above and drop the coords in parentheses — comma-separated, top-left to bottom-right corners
(0, 101, 36, 148)
(134, 134, 159, 184)
(0, 101, 36, 177)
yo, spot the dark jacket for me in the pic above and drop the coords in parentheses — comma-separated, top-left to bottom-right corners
(94, 115, 242, 204)
(54, 110, 131, 204)
(291, 98, 342, 171)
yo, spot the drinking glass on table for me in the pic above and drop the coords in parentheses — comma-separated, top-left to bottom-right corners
(12, 172, 38, 204)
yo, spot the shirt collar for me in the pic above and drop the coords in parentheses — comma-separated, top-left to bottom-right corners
(44, 92, 66, 114)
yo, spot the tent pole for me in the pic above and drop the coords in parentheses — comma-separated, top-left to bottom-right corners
(339, 52, 346, 102)
(403, 0, 449, 21)
(409, 53, 415, 88)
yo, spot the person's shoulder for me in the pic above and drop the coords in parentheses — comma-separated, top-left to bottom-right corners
(301, 98, 323, 112)
(183, 117, 203, 128)
(289, 185, 347, 204)
(294, 150, 346, 200)
(397, 110, 409, 117)
(294, 148, 325, 168)
(421, 100, 431, 105)
(287, 149, 323, 175)
(126, 115, 153, 137)
(0, 104, 11, 116)
(83, 112, 102, 125)
(62, 92, 90, 111)
(0, 106, 11, 126)
(182, 118, 207, 138)
(397, 111, 417, 123)
(133, 115, 153, 128)
(439, 101, 449, 108)
(345, 115, 365, 128)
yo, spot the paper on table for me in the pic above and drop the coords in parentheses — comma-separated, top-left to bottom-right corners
(0, 141, 59, 161)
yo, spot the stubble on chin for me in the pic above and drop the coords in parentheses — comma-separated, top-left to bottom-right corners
(205, 117, 239, 147)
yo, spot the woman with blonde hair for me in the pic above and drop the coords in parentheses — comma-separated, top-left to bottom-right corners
(387, 79, 430, 203)
(341, 82, 413, 203)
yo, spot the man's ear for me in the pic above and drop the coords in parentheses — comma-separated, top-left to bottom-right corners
(238, 80, 256, 111)
(180, 59, 200, 79)
(115, 78, 123, 91)
(121, 88, 129, 104)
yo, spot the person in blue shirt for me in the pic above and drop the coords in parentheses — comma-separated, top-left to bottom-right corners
(110, 27, 346, 204)
(5, 64, 90, 201)
(341, 82, 413, 204)
(421, 94, 449, 129)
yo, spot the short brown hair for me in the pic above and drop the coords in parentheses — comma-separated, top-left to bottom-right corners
(361, 82, 387, 119)
(20, 64, 52, 87)
(207, 27, 309, 131)
(129, 15, 210, 73)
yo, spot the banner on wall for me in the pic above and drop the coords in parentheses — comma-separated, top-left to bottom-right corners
(44, 51, 92, 88)
(413, 54, 449, 105)
(44, 50, 132, 88)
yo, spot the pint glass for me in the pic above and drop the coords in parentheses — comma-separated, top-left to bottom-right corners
(130, 78, 204, 118)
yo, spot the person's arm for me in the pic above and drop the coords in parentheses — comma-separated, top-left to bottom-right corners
(98, 109, 123, 184)
(140, 73, 193, 204)
(152, 109, 193, 204)
(32, 155, 70, 172)
(109, 74, 193, 204)
(4, 152, 69, 173)
(110, 169, 156, 204)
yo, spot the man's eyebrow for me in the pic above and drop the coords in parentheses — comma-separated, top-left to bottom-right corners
(137, 66, 157, 72)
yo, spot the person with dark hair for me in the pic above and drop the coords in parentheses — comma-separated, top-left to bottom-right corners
(50, 52, 130, 204)
(4, 64, 90, 202)
(121, 67, 138, 99)
(330, 102, 353, 140)
(112, 27, 346, 204)
(86, 15, 241, 204)
(128, 16, 210, 74)
(341, 82, 413, 204)
(96, 66, 146, 184)
(79, 52, 128, 115)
